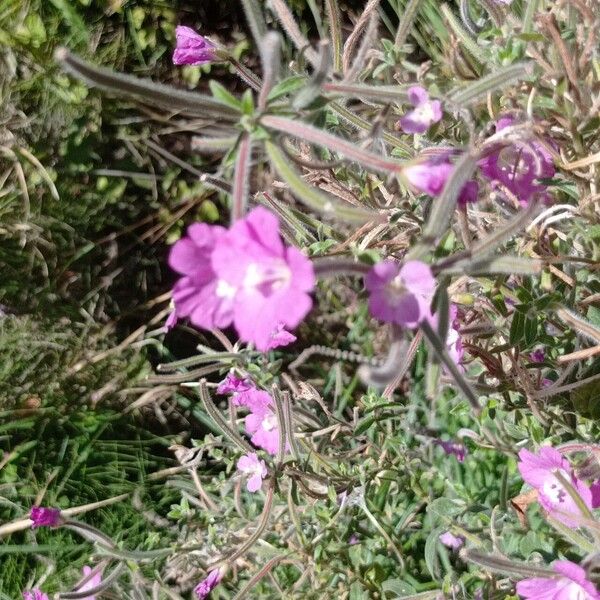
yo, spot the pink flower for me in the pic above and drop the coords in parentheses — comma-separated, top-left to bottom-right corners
(195, 570, 222, 599)
(169, 208, 315, 351)
(365, 260, 436, 328)
(23, 591, 49, 600)
(398, 86, 443, 134)
(439, 531, 464, 550)
(264, 323, 297, 350)
(211, 207, 315, 351)
(30, 506, 61, 528)
(172, 26, 216, 66)
(517, 560, 600, 600)
(242, 390, 282, 455)
(518, 447, 593, 527)
(402, 158, 479, 204)
(237, 452, 268, 492)
(217, 372, 253, 396)
(480, 115, 555, 205)
(78, 566, 102, 600)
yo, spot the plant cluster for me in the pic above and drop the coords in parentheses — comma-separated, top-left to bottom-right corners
(4, 0, 600, 598)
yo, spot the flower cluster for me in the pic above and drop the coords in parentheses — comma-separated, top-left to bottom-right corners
(218, 373, 282, 459)
(168, 207, 315, 351)
(30, 506, 61, 528)
(400, 114, 554, 207)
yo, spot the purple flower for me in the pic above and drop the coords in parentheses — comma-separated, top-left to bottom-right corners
(349, 534, 359, 545)
(78, 566, 102, 600)
(366, 260, 436, 328)
(169, 208, 315, 351)
(30, 506, 61, 528)
(237, 452, 268, 492)
(518, 447, 593, 527)
(172, 26, 217, 66)
(23, 591, 49, 600)
(480, 115, 555, 205)
(403, 158, 479, 204)
(436, 439, 467, 462)
(264, 323, 297, 350)
(517, 560, 600, 600)
(398, 86, 443, 134)
(217, 372, 254, 396)
(242, 390, 282, 455)
(439, 531, 465, 550)
(530, 348, 545, 363)
(195, 570, 222, 599)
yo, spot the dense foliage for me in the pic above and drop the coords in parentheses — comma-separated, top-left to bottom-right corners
(2, 0, 600, 599)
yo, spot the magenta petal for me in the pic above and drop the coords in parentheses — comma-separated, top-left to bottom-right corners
(399, 113, 429, 134)
(407, 85, 429, 105)
(516, 578, 563, 600)
(400, 260, 436, 295)
(247, 473, 263, 492)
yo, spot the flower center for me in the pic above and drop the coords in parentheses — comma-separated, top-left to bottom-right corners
(497, 146, 533, 178)
(244, 260, 291, 296)
(262, 412, 277, 432)
(385, 275, 407, 303)
(215, 279, 237, 299)
(412, 103, 435, 123)
(542, 469, 572, 505)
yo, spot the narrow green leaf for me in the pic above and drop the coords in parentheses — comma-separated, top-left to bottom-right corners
(262, 115, 407, 174)
(448, 62, 533, 106)
(56, 49, 238, 121)
(265, 141, 380, 224)
(323, 82, 410, 103)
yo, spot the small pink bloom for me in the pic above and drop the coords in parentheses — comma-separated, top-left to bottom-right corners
(439, 531, 464, 550)
(517, 560, 600, 600)
(169, 208, 315, 351)
(349, 534, 359, 545)
(245, 403, 281, 455)
(78, 566, 102, 600)
(518, 447, 593, 527)
(195, 569, 222, 599)
(479, 115, 555, 205)
(173, 26, 217, 66)
(403, 159, 478, 204)
(30, 506, 61, 528)
(398, 86, 443, 134)
(217, 372, 253, 396)
(237, 452, 268, 492)
(23, 591, 49, 600)
(265, 323, 297, 350)
(366, 260, 436, 328)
